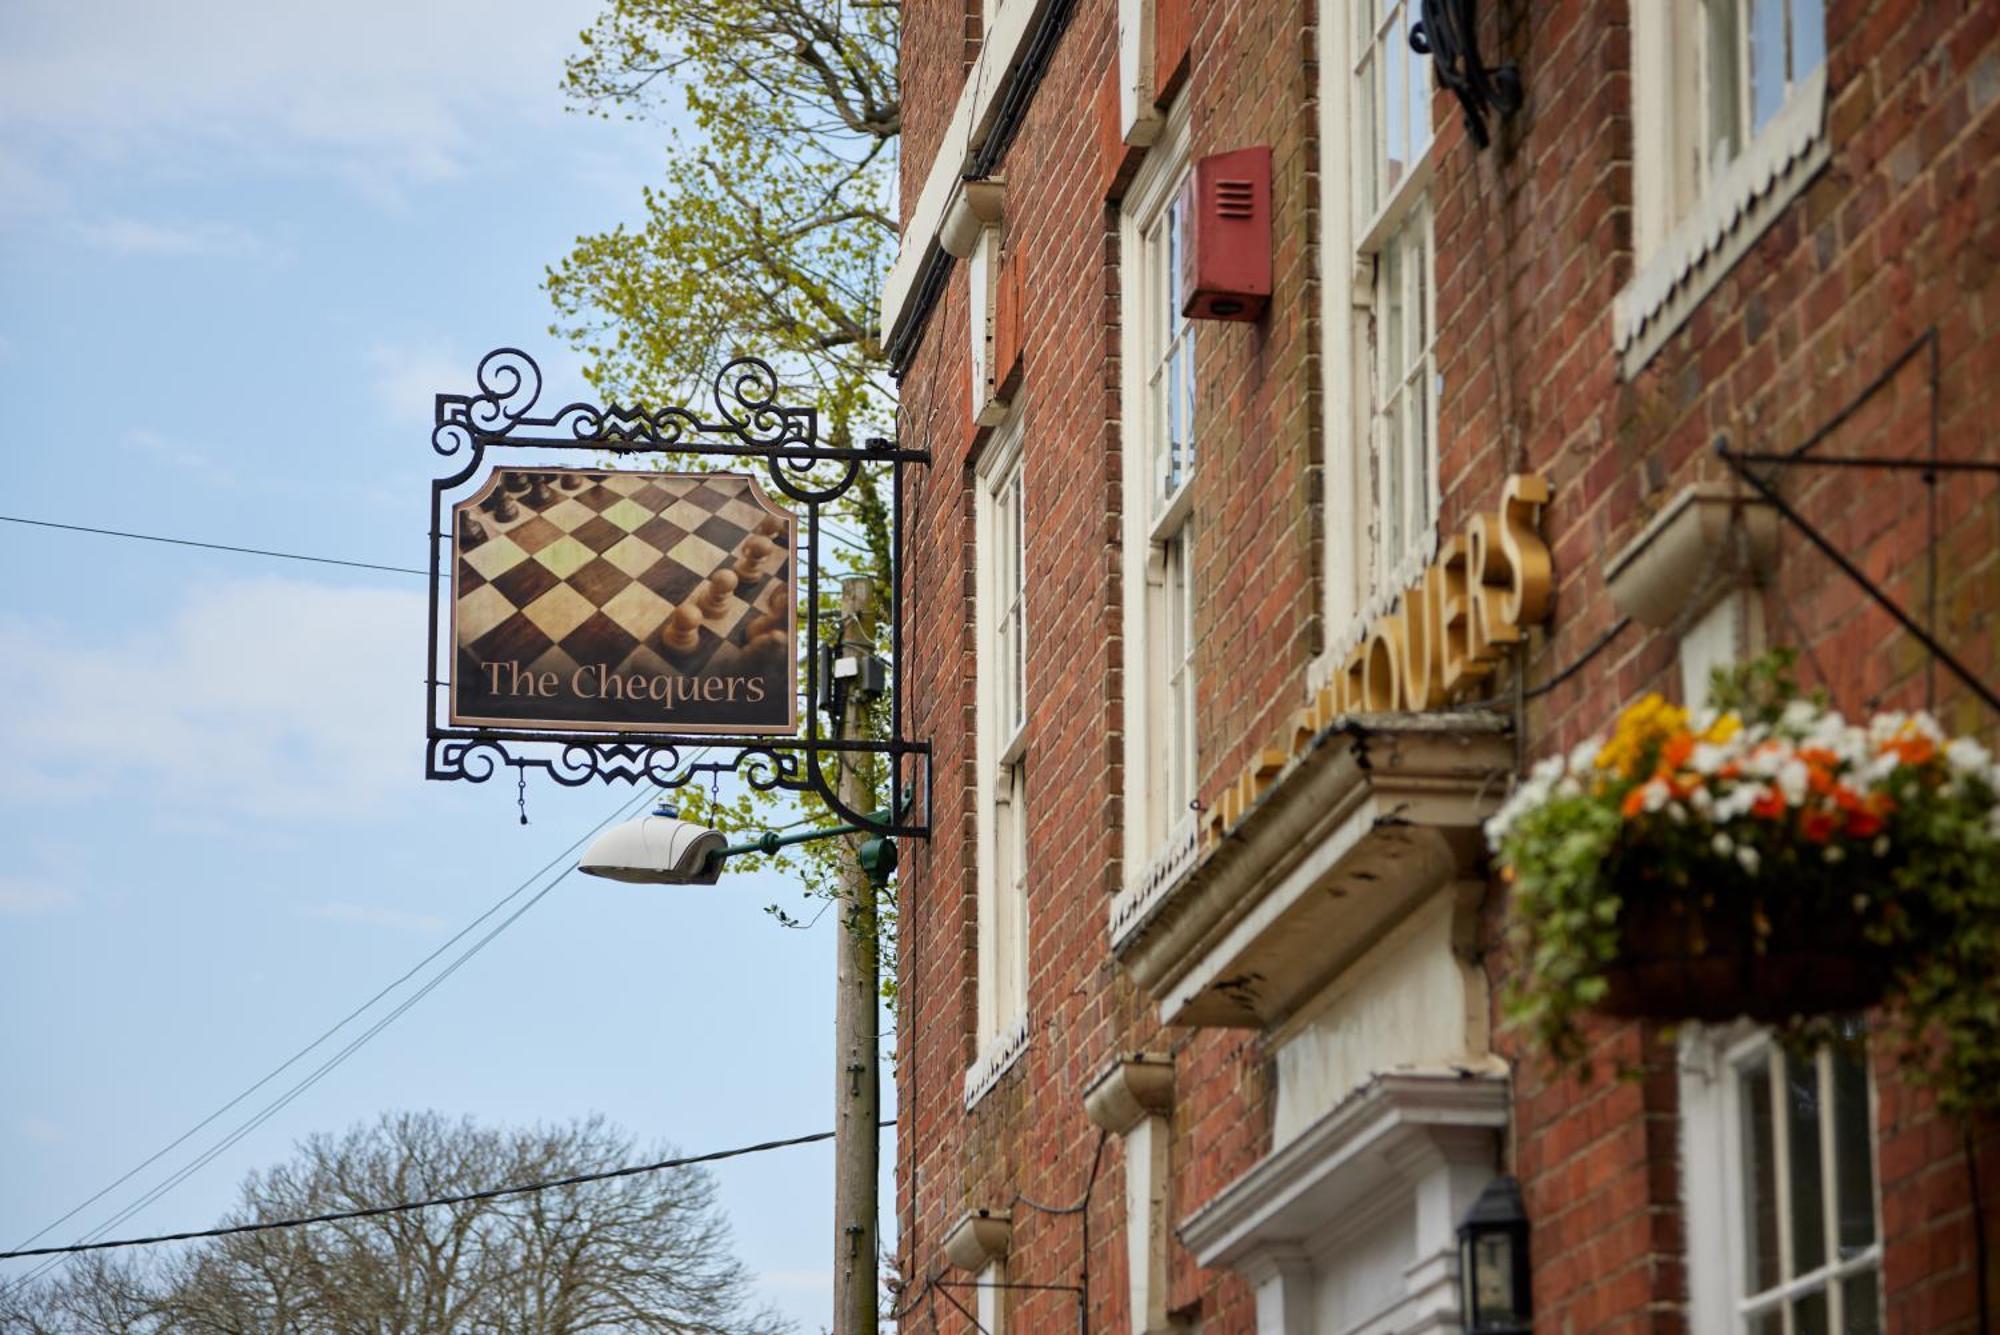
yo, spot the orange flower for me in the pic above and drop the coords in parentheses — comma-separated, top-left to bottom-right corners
(1622, 787, 1648, 818)
(1801, 809, 1838, 843)
(1751, 790, 1788, 821)
(1887, 735, 1936, 767)
(1660, 733, 1695, 773)
(1847, 810, 1884, 840)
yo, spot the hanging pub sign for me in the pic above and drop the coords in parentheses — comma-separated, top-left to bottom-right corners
(450, 467, 797, 734)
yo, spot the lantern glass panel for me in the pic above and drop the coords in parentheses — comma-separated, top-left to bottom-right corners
(1471, 1229, 1517, 1322)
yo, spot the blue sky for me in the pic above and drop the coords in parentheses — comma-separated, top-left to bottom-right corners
(0, 3, 878, 1327)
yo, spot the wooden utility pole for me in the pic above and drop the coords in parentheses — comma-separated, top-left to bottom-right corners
(831, 574, 880, 1335)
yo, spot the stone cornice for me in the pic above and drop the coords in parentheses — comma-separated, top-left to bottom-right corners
(1110, 713, 1514, 1027)
(1179, 1071, 1509, 1269)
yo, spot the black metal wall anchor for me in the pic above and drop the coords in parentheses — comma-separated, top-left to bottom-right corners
(1410, 0, 1522, 151)
(424, 348, 932, 841)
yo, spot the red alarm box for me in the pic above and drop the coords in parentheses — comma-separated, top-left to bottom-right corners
(1177, 146, 1272, 322)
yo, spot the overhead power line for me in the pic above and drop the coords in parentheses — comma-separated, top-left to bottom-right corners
(12, 787, 658, 1274)
(0, 1123, 895, 1262)
(0, 514, 432, 578)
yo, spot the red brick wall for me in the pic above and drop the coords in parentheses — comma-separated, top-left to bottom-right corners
(894, 0, 2000, 1329)
(1432, 1, 2000, 1331)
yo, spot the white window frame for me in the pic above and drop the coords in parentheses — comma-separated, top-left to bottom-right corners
(1120, 93, 1201, 900)
(1316, 0, 1441, 676)
(1618, 0, 1830, 375)
(970, 412, 1030, 1107)
(1681, 1022, 1883, 1333)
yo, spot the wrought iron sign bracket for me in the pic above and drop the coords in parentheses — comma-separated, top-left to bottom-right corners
(1714, 327, 2000, 719)
(424, 348, 932, 841)
(1410, 0, 1523, 151)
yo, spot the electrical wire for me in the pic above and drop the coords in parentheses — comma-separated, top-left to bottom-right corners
(0, 514, 432, 578)
(11, 787, 656, 1276)
(0, 1122, 895, 1262)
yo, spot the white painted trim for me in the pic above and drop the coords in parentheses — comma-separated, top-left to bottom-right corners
(1181, 1073, 1506, 1335)
(1615, 65, 1829, 376)
(1119, 92, 1196, 913)
(974, 411, 1028, 1056)
(880, 0, 1060, 350)
(1118, 0, 1162, 147)
(963, 1013, 1031, 1110)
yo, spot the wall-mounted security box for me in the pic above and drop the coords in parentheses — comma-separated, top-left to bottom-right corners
(1176, 146, 1272, 321)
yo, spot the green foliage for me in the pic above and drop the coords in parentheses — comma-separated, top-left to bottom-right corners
(550, 0, 902, 1002)
(1493, 652, 2000, 1117)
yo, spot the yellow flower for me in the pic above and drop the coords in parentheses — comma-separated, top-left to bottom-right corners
(1702, 712, 1742, 744)
(1595, 694, 1690, 778)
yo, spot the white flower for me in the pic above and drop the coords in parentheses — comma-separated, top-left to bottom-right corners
(1642, 780, 1671, 813)
(1777, 758, 1810, 806)
(1874, 835, 1892, 858)
(1556, 777, 1583, 798)
(1781, 699, 1820, 733)
(1823, 845, 1845, 863)
(1689, 786, 1714, 814)
(1691, 743, 1727, 775)
(1666, 802, 1688, 824)
(1870, 712, 1909, 745)
(1737, 845, 1762, 874)
(1712, 832, 1734, 856)
(1570, 741, 1601, 774)
(1945, 737, 1992, 775)
(1531, 755, 1564, 783)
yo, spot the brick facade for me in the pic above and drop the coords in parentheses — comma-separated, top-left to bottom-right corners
(890, 1, 2000, 1331)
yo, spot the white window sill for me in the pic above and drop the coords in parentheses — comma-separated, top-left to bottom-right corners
(1614, 67, 1830, 378)
(1108, 812, 1202, 951)
(963, 1015, 1031, 1110)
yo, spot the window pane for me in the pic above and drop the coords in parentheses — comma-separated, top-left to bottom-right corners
(1385, 30, 1406, 194)
(1842, 1267, 1881, 1335)
(1793, 0, 1826, 78)
(1382, 237, 1404, 382)
(1407, 10, 1430, 158)
(1750, 0, 1787, 133)
(1741, 1056, 1783, 1295)
(1355, 50, 1379, 219)
(1178, 331, 1196, 484)
(1383, 387, 1405, 566)
(1407, 374, 1428, 551)
(1832, 1035, 1876, 1254)
(1788, 1052, 1828, 1275)
(1749, 1310, 1784, 1335)
(1794, 1286, 1831, 1335)
(1708, 0, 1745, 169)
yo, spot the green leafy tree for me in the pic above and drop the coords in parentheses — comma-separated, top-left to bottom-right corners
(0, 1112, 789, 1334)
(547, 0, 902, 987)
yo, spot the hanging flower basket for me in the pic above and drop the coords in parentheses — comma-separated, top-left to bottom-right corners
(1488, 653, 2000, 1116)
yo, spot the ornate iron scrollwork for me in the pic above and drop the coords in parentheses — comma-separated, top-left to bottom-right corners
(1410, 0, 1522, 151)
(424, 348, 931, 841)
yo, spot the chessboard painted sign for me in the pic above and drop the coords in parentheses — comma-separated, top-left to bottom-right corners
(450, 468, 797, 734)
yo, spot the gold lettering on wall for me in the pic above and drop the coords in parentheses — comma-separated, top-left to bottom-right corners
(1202, 474, 1554, 847)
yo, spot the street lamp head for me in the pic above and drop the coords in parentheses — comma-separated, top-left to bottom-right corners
(578, 803, 729, 885)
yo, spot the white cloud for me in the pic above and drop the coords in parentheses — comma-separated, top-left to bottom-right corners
(302, 901, 447, 934)
(18, 1117, 67, 1145)
(369, 341, 474, 428)
(0, 876, 78, 917)
(0, 577, 427, 819)
(123, 427, 240, 488)
(79, 216, 284, 262)
(0, 0, 605, 208)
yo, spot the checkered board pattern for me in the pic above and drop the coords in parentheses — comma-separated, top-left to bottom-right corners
(450, 467, 795, 732)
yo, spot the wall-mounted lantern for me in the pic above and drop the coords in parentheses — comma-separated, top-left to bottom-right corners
(1176, 146, 1271, 322)
(1457, 1175, 1532, 1334)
